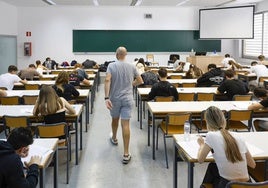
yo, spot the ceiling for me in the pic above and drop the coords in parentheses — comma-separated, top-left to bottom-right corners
(0, 0, 264, 7)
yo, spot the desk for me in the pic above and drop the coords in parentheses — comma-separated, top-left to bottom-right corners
(147, 101, 267, 160)
(0, 105, 83, 165)
(167, 73, 186, 78)
(238, 73, 257, 83)
(167, 79, 197, 84)
(173, 132, 268, 188)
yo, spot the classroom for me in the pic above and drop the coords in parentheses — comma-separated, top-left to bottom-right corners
(0, 0, 268, 188)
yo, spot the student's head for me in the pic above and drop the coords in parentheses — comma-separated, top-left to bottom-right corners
(134, 58, 138, 62)
(46, 57, 51, 61)
(207, 64, 216, 71)
(251, 61, 258, 66)
(138, 58, 145, 64)
(28, 64, 36, 69)
(7, 127, 33, 158)
(258, 55, 265, 61)
(36, 60, 41, 66)
(253, 87, 267, 99)
(35, 85, 62, 116)
(158, 68, 168, 78)
(56, 71, 69, 85)
(116, 46, 127, 61)
(224, 70, 235, 79)
(225, 54, 230, 58)
(8, 65, 18, 74)
(74, 63, 82, 69)
(205, 106, 226, 131)
(228, 60, 235, 65)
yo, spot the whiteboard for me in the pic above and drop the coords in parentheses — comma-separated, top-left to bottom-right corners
(199, 6, 254, 39)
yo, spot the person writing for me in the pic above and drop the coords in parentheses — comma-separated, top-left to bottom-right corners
(104, 46, 143, 164)
(0, 127, 41, 188)
(197, 106, 256, 188)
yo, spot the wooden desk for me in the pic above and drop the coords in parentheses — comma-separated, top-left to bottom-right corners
(167, 79, 197, 84)
(147, 101, 267, 160)
(186, 56, 224, 73)
(173, 132, 268, 188)
(238, 73, 257, 83)
(0, 105, 83, 165)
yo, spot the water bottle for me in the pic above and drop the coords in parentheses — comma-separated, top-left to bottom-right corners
(184, 120, 190, 141)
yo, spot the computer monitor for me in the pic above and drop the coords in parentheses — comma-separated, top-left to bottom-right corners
(195, 52, 207, 56)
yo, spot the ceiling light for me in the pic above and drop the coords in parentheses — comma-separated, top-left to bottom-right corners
(93, 0, 99, 6)
(42, 0, 56, 5)
(130, 0, 142, 6)
(176, 0, 190, 6)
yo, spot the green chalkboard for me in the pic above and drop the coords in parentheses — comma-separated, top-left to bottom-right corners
(73, 30, 221, 52)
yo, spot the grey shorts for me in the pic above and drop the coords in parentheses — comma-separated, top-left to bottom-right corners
(110, 99, 133, 120)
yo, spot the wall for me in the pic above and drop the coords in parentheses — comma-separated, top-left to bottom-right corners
(256, 0, 268, 13)
(17, 6, 211, 68)
(0, 1, 17, 35)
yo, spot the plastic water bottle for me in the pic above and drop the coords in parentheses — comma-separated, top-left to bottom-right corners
(184, 120, 190, 141)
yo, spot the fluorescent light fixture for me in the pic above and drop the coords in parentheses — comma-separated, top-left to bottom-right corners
(176, 0, 190, 6)
(130, 0, 142, 6)
(93, 0, 99, 6)
(42, 0, 56, 5)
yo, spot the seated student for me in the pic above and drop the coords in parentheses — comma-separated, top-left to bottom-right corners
(249, 61, 268, 86)
(258, 55, 268, 66)
(0, 127, 42, 188)
(36, 60, 47, 75)
(74, 63, 91, 85)
(0, 65, 27, 90)
(174, 61, 191, 72)
(248, 87, 268, 131)
(185, 64, 203, 79)
(18, 64, 40, 80)
(217, 70, 249, 100)
(148, 68, 178, 101)
(52, 71, 80, 101)
(33, 85, 76, 117)
(141, 67, 159, 86)
(198, 106, 256, 188)
(197, 64, 225, 87)
(82, 59, 99, 69)
(226, 60, 243, 71)
(136, 58, 146, 75)
(42, 57, 58, 70)
(221, 54, 236, 68)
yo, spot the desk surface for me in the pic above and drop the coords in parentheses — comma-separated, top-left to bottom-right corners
(7, 89, 89, 97)
(174, 132, 268, 162)
(167, 79, 197, 84)
(14, 80, 94, 86)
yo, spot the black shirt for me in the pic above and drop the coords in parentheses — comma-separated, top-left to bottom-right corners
(197, 68, 225, 87)
(217, 79, 249, 100)
(52, 84, 80, 101)
(148, 81, 178, 101)
(260, 98, 268, 107)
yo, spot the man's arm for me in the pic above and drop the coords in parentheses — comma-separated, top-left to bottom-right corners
(104, 73, 112, 110)
(133, 75, 144, 86)
(248, 102, 264, 110)
(20, 79, 27, 85)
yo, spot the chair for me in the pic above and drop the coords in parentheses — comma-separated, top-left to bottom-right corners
(39, 76, 53, 81)
(192, 110, 208, 133)
(258, 76, 268, 86)
(44, 111, 66, 124)
(22, 95, 38, 105)
(3, 116, 30, 137)
(232, 95, 253, 101)
(226, 110, 253, 132)
(178, 93, 195, 101)
(0, 96, 20, 105)
(200, 183, 213, 188)
(146, 54, 159, 66)
(170, 75, 182, 79)
(157, 113, 192, 168)
(226, 180, 268, 188)
(37, 122, 70, 184)
(25, 84, 39, 90)
(196, 93, 215, 101)
(181, 83, 196, 88)
(168, 54, 180, 66)
(248, 162, 268, 182)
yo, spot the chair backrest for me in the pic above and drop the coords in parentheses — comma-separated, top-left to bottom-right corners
(0, 96, 20, 105)
(178, 93, 195, 101)
(146, 54, 154, 62)
(181, 83, 196, 88)
(232, 95, 252, 101)
(3, 116, 30, 137)
(44, 111, 66, 124)
(25, 84, 40, 90)
(259, 76, 268, 83)
(196, 93, 215, 101)
(226, 180, 268, 188)
(154, 96, 174, 102)
(22, 95, 38, 105)
(38, 122, 67, 138)
(167, 113, 191, 126)
(227, 110, 253, 130)
(170, 75, 182, 79)
(39, 76, 53, 81)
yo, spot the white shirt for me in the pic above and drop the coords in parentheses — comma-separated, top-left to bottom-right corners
(136, 63, 145, 75)
(36, 67, 43, 75)
(0, 73, 21, 90)
(250, 64, 268, 82)
(205, 131, 249, 180)
(221, 57, 236, 68)
(173, 61, 191, 72)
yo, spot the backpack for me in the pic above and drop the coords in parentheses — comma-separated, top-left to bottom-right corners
(69, 72, 80, 86)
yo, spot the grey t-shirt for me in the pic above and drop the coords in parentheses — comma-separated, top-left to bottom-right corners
(107, 60, 139, 101)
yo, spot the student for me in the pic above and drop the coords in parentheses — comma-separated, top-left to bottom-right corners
(35, 60, 47, 75)
(148, 68, 178, 101)
(198, 106, 256, 188)
(258, 55, 268, 66)
(185, 64, 203, 79)
(43, 57, 58, 70)
(82, 59, 99, 69)
(250, 61, 268, 84)
(197, 64, 225, 87)
(226, 60, 243, 71)
(217, 70, 249, 100)
(33, 85, 76, 116)
(52, 71, 80, 101)
(221, 54, 236, 68)
(0, 127, 42, 188)
(248, 87, 268, 131)
(136, 58, 146, 75)
(74, 63, 91, 85)
(0, 65, 27, 90)
(141, 67, 159, 85)
(18, 64, 40, 80)
(174, 61, 191, 72)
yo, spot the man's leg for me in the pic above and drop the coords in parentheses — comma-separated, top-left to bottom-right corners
(121, 119, 130, 156)
(111, 117, 120, 141)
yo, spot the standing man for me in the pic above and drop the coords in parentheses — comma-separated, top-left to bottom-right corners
(104, 46, 143, 164)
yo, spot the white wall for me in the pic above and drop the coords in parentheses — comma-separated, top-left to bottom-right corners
(0, 1, 17, 35)
(17, 6, 206, 68)
(256, 0, 268, 13)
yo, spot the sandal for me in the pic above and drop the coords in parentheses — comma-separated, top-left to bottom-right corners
(110, 134, 118, 145)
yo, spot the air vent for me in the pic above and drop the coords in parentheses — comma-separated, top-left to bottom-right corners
(144, 14, 152, 19)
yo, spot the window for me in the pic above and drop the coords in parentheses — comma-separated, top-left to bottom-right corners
(243, 12, 268, 58)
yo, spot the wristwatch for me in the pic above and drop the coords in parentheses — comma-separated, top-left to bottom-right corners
(105, 97, 109, 100)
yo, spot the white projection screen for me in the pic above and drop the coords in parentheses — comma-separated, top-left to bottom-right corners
(199, 5, 254, 39)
